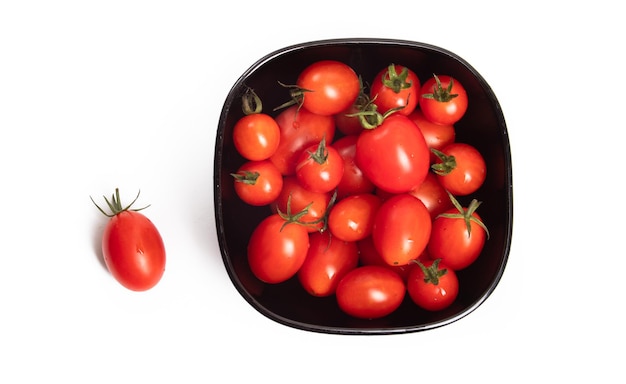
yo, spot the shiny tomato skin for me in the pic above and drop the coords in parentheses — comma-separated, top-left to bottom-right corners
(295, 140, 344, 193)
(102, 211, 166, 291)
(336, 265, 406, 319)
(271, 176, 331, 233)
(409, 171, 454, 220)
(408, 108, 456, 163)
(328, 193, 382, 242)
(297, 60, 361, 116)
(355, 113, 430, 194)
(356, 236, 414, 282)
(434, 142, 486, 196)
(247, 214, 310, 284)
(372, 193, 432, 266)
(332, 135, 376, 199)
(232, 160, 283, 206)
(370, 64, 420, 116)
(232, 113, 281, 161)
(419, 74, 468, 126)
(297, 231, 359, 297)
(270, 105, 335, 175)
(407, 259, 459, 311)
(427, 208, 487, 271)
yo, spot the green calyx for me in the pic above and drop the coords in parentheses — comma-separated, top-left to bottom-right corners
(241, 87, 263, 115)
(412, 258, 447, 285)
(90, 188, 150, 218)
(437, 191, 490, 239)
(230, 170, 260, 185)
(306, 136, 329, 164)
(421, 74, 458, 102)
(430, 148, 457, 175)
(381, 64, 412, 93)
(272, 81, 312, 112)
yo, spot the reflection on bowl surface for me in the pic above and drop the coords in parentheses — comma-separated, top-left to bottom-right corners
(214, 38, 513, 335)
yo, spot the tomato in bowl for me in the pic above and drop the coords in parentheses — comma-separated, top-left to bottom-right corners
(214, 38, 513, 335)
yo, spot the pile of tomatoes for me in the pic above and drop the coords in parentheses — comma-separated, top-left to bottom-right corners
(230, 59, 489, 319)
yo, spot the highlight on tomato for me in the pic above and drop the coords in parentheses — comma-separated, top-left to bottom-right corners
(407, 258, 459, 311)
(232, 88, 281, 161)
(91, 188, 166, 292)
(231, 159, 283, 206)
(431, 142, 486, 196)
(419, 74, 468, 125)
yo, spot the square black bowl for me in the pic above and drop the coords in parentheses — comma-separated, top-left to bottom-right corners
(214, 38, 513, 335)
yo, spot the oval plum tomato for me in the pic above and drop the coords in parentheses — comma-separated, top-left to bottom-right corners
(335, 265, 406, 319)
(357, 236, 414, 282)
(427, 193, 490, 270)
(91, 189, 166, 292)
(372, 193, 432, 266)
(231, 160, 283, 206)
(232, 113, 280, 161)
(370, 64, 420, 116)
(328, 193, 382, 242)
(419, 74, 468, 125)
(408, 108, 455, 163)
(296, 60, 361, 116)
(271, 176, 332, 233)
(355, 113, 430, 194)
(295, 136, 344, 193)
(409, 171, 454, 220)
(407, 259, 459, 311)
(269, 105, 335, 175)
(297, 230, 359, 297)
(431, 142, 486, 196)
(247, 213, 310, 284)
(332, 135, 375, 199)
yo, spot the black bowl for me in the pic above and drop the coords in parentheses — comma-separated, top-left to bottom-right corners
(214, 38, 513, 335)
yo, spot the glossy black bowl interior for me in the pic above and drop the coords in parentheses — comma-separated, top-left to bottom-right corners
(214, 38, 513, 335)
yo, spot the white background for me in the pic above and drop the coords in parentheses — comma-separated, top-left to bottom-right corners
(1, 1, 623, 382)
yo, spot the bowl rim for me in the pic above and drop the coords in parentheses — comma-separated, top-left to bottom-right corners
(214, 37, 513, 335)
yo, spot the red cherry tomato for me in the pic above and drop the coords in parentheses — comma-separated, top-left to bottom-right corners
(406, 259, 459, 311)
(409, 171, 454, 220)
(232, 160, 283, 206)
(295, 137, 344, 193)
(419, 74, 468, 125)
(271, 176, 332, 233)
(247, 213, 310, 284)
(372, 193, 432, 266)
(328, 193, 382, 242)
(269, 105, 335, 175)
(232, 113, 281, 161)
(432, 142, 486, 196)
(370, 64, 420, 116)
(297, 231, 359, 297)
(356, 236, 414, 282)
(92, 189, 166, 292)
(336, 265, 406, 319)
(408, 108, 456, 163)
(427, 195, 489, 270)
(332, 135, 375, 199)
(355, 113, 430, 194)
(296, 60, 361, 116)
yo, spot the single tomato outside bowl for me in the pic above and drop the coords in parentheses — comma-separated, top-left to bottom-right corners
(214, 38, 513, 335)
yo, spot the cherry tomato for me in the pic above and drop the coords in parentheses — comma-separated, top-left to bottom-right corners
(295, 137, 344, 193)
(427, 194, 489, 270)
(296, 60, 361, 116)
(91, 189, 166, 292)
(247, 213, 310, 284)
(297, 231, 359, 297)
(335, 265, 406, 319)
(408, 108, 455, 163)
(232, 113, 281, 161)
(231, 160, 284, 206)
(419, 74, 468, 125)
(409, 171, 454, 220)
(332, 135, 375, 199)
(356, 236, 414, 282)
(372, 193, 432, 266)
(269, 105, 335, 175)
(271, 176, 332, 233)
(328, 193, 382, 242)
(432, 142, 486, 196)
(370, 64, 420, 116)
(355, 113, 430, 194)
(406, 259, 459, 311)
